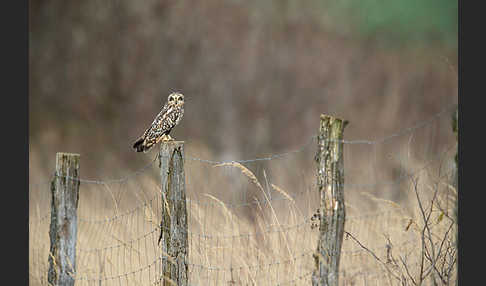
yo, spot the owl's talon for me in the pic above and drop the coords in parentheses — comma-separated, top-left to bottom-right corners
(161, 134, 174, 142)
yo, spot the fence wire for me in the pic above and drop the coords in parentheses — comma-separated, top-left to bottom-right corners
(29, 105, 457, 285)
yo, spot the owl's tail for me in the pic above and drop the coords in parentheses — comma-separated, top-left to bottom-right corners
(132, 137, 146, 153)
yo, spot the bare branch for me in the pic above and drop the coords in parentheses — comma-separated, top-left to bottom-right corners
(399, 255, 417, 286)
(344, 231, 402, 283)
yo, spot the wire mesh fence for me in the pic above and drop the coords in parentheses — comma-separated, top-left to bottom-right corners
(29, 105, 457, 285)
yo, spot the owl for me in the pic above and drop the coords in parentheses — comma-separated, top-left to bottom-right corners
(132, 92, 185, 153)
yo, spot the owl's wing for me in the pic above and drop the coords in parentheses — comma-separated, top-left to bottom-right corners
(142, 103, 172, 140)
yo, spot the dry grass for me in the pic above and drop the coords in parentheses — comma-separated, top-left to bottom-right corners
(29, 141, 457, 285)
(29, 2, 457, 285)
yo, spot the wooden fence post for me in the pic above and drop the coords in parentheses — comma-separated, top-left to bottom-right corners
(48, 152, 80, 286)
(312, 115, 347, 286)
(158, 141, 188, 286)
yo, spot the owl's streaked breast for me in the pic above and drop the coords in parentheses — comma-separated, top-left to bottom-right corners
(174, 106, 184, 125)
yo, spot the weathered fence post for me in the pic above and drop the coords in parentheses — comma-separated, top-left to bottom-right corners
(48, 152, 80, 286)
(158, 141, 188, 286)
(312, 115, 347, 286)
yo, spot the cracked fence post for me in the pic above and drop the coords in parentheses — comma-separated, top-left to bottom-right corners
(158, 141, 188, 286)
(48, 152, 80, 286)
(312, 115, 347, 286)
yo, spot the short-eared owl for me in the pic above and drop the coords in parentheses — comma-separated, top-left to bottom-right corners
(132, 92, 185, 153)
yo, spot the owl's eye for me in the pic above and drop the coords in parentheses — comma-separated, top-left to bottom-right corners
(169, 97, 174, 101)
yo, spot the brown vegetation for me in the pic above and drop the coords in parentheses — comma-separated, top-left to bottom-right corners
(29, 1, 457, 285)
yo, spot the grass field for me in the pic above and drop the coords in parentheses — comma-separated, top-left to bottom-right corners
(29, 1, 457, 285)
(29, 130, 457, 285)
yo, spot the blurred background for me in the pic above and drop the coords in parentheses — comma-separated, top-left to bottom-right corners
(29, 0, 457, 188)
(29, 2, 458, 284)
